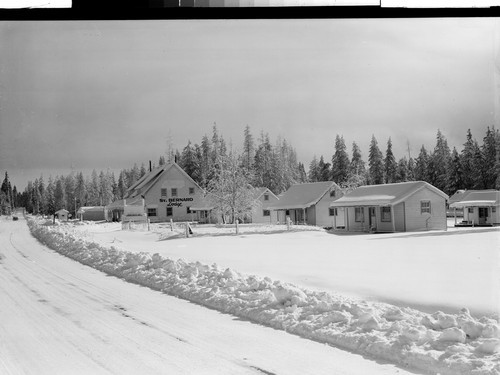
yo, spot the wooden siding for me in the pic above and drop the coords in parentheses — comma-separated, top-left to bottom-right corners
(403, 187, 447, 231)
(315, 186, 343, 227)
(144, 166, 207, 223)
(251, 192, 279, 224)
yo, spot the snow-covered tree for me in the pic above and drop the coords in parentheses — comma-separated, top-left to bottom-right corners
(414, 145, 429, 182)
(368, 135, 384, 185)
(205, 152, 259, 233)
(331, 135, 349, 184)
(384, 137, 397, 183)
(242, 125, 255, 172)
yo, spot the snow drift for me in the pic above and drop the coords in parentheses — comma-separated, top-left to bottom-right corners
(28, 218, 500, 375)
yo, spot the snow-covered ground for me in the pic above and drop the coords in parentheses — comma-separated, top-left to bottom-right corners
(66, 219, 498, 318)
(25, 216, 500, 375)
(1, 216, 414, 375)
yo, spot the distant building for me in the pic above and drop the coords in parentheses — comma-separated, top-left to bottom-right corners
(449, 190, 500, 226)
(330, 181, 448, 233)
(246, 187, 279, 224)
(55, 209, 69, 222)
(77, 206, 107, 221)
(122, 163, 213, 223)
(268, 181, 343, 227)
(106, 197, 143, 222)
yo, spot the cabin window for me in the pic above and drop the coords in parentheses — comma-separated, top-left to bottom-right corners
(264, 194, 269, 201)
(421, 201, 431, 214)
(329, 207, 337, 216)
(171, 188, 177, 197)
(166, 207, 173, 216)
(161, 188, 167, 197)
(355, 207, 364, 222)
(147, 208, 157, 217)
(468, 207, 474, 214)
(263, 210, 270, 216)
(381, 207, 391, 222)
(186, 206, 192, 214)
(285, 210, 290, 216)
(189, 187, 195, 195)
(330, 190, 336, 197)
(492, 207, 496, 213)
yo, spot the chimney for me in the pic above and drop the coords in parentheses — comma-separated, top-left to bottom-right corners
(149, 160, 152, 172)
(174, 155, 178, 164)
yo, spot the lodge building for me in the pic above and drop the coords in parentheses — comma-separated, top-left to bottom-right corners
(123, 163, 214, 223)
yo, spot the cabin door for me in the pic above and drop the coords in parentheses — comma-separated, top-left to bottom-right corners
(369, 207, 376, 229)
(478, 207, 488, 225)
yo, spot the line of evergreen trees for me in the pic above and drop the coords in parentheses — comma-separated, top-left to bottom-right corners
(5, 124, 499, 218)
(308, 127, 500, 196)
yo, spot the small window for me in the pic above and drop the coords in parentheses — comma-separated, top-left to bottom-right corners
(355, 207, 364, 222)
(263, 209, 270, 216)
(171, 188, 177, 197)
(285, 210, 290, 216)
(166, 207, 173, 216)
(329, 207, 337, 216)
(421, 201, 431, 214)
(330, 190, 336, 197)
(381, 207, 391, 222)
(264, 194, 269, 201)
(147, 208, 157, 217)
(189, 187, 194, 195)
(161, 188, 167, 197)
(492, 207, 496, 213)
(468, 207, 474, 214)
(186, 206, 192, 214)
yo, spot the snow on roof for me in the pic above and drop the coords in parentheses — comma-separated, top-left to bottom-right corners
(330, 181, 448, 207)
(125, 163, 204, 199)
(252, 187, 278, 201)
(106, 198, 143, 209)
(448, 190, 468, 204)
(449, 190, 500, 208)
(55, 209, 69, 213)
(268, 181, 338, 210)
(77, 206, 106, 213)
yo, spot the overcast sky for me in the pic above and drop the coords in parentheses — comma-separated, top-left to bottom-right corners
(1, 18, 498, 189)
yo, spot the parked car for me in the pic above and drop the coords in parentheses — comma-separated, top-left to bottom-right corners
(12, 216, 18, 221)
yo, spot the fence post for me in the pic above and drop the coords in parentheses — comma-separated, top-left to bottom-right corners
(170, 219, 174, 231)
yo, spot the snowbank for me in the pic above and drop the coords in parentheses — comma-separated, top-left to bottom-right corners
(28, 218, 500, 375)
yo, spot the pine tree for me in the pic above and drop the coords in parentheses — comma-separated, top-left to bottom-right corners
(54, 177, 65, 210)
(117, 171, 127, 199)
(331, 135, 350, 184)
(179, 141, 200, 181)
(395, 157, 409, 182)
(481, 126, 498, 189)
(45, 176, 56, 215)
(414, 145, 429, 182)
(242, 125, 255, 172)
(368, 135, 384, 185)
(158, 155, 166, 166)
(65, 174, 76, 216)
(407, 157, 415, 181)
(75, 172, 86, 208)
(318, 156, 331, 182)
(472, 140, 486, 189)
(447, 147, 463, 194)
(461, 129, 475, 189)
(384, 137, 397, 183)
(297, 162, 308, 183)
(349, 141, 366, 177)
(308, 156, 320, 182)
(200, 134, 213, 188)
(430, 129, 451, 192)
(140, 163, 147, 177)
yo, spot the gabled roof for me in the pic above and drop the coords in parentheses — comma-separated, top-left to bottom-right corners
(55, 209, 69, 214)
(268, 181, 339, 210)
(449, 190, 500, 208)
(252, 187, 279, 201)
(124, 163, 203, 199)
(330, 181, 448, 207)
(448, 190, 468, 205)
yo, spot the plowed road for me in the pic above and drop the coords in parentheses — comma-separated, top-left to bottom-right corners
(0, 216, 415, 375)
